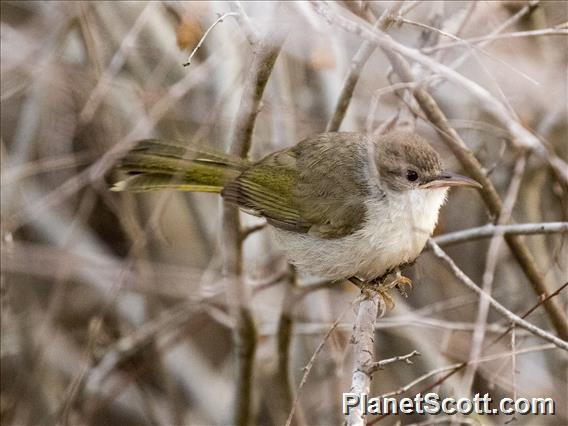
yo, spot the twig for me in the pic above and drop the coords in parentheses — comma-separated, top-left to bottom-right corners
(346, 288, 385, 426)
(377, 343, 555, 399)
(423, 27, 568, 53)
(85, 303, 199, 395)
(285, 306, 349, 426)
(432, 222, 568, 247)
(326, 2, 403, 132)
(428, 240, 568, 351)
(369, 350, 421, 373)
(462, 153, 527, 394)
(489, 282, 568, 347)
(182, 12, 239, 67)
(397, 16, 539, 86)
(275, 269, 307, 426)
(222, 20, 287, 426)
(79, 2, 157, 123)
(430, 0, 542, 88)
(419, 283, 567, 401)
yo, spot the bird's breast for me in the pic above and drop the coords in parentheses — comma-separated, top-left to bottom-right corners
(272, 188, 447, 280)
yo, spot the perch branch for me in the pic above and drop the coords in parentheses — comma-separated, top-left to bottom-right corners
(346, 288, 385, 426)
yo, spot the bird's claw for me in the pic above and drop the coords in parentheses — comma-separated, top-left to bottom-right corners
(349, 270, 413, 310)
(376, 286, 396, 311)
(374, 271, 413, 308)
(394, 275, 413, 298)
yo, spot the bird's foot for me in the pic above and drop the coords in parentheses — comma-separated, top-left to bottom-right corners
(348, 270, 413, 310)
(391, 272, 413, 298)
(372, 271, 413, 309)
(376, 285, 396, 311)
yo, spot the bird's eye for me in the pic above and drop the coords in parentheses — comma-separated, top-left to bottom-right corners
(406, 170, 419, 182)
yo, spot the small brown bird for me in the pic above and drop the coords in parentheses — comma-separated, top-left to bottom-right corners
(113, 130, 480, 293)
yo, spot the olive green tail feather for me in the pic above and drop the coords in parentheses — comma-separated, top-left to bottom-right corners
(112, 139, 250, 193)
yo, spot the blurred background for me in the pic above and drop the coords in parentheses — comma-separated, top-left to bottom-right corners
(1, 1, 567, 425)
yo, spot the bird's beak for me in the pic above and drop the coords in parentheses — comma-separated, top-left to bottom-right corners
(420, 172, 482, 189)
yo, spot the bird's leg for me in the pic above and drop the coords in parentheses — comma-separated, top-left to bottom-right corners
(349, 276, 395, 309)
(372, 268, 413, 308)
(391, 269, 413, 298)
(348, 267, 414, 310)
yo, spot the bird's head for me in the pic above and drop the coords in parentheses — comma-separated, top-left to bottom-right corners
(373, 131, 481, 192)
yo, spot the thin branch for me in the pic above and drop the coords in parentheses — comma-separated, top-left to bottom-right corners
(426, 1, 542, 91)
(222, 20, 287, 426)
(432, 222, 568, 247)
(369, 350, 421, 373)
(423, 27, 568, 53)
(182, 12, 239, 67)
(285, 306, 349, 426)
(85, 303, 199, 395)
(377, 343, 555, 400)
(275, 269, 307, 426)
(79, 2, 157, 123)
(397, 16, 539, 86)
(326, 2, 403, 132)
(428, 240, 568, 351)
(463, 153, 527, 394)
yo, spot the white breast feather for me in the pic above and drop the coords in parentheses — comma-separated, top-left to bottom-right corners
(272, 188, 448, 280)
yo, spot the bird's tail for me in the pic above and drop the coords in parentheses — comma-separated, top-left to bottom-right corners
(111, 139, 250, 193)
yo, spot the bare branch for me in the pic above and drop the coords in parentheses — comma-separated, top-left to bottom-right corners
(85, 303, 199, 395)
(463, 153, 527, 394)
(285, 306, 349, 426)
(432, 222, 568, 247)
(222, 19, 287, 425)
(326, 2, 403, 132)
(377, 344, 555, 399)
(423, 27, 568, 54)
(182, 12, 240, 67)
(369, 350, 421, 373)
(397, 16, 540, 86)
(346, 288, 385, 426)
(275, 270, 307, 426)
(428, 240, 568, 351)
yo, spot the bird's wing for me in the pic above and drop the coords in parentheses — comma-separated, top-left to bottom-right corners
(222, 133, 371, 239)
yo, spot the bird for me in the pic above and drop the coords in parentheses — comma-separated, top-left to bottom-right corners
(112, 130, 481, 300)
